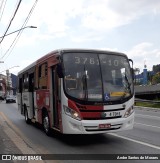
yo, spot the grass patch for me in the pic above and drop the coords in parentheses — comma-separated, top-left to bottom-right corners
(135, 102, 160, 108)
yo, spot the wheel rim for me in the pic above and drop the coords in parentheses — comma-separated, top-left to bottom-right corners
(43, 115, 49, 133)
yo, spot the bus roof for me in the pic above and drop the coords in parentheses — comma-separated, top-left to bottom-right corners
(18, 48, 127, 75)
(46, 48, 127, 56)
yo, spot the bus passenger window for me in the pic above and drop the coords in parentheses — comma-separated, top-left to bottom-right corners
(38, 63, 48, 89)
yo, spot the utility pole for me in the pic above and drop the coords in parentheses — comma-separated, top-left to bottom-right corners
(6, 69, 10, 95)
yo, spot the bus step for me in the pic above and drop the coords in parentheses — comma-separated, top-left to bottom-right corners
(52, 127, 60, 132)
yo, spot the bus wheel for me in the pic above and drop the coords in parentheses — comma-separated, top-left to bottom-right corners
(43, 112, 51, 136)
(24, 107, 31, 124)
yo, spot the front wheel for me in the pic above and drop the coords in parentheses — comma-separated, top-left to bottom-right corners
(43, 112, 51, 136)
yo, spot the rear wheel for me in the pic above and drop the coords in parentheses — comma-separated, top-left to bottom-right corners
(43, 112, 51, 136)
(24, 107, 31, 124)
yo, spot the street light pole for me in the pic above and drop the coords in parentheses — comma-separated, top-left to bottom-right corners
(0, 65, 19, 74)
(0, 26, 37, 39)
(0, 26, 37, 62)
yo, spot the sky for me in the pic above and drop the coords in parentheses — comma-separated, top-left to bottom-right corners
(0, 0, 160, 75)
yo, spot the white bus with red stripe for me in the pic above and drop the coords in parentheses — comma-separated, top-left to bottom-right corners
(17, 49, 134, 135)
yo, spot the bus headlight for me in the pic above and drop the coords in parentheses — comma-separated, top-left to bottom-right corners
(63, 106, 81, 121)
(124, 106, 134, 118)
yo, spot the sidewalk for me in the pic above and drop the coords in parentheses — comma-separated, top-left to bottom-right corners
(0, 112, 45, 163)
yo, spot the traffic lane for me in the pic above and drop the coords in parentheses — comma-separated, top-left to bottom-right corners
(135, 114, 160, 128)
(0, 102, 23, 126)
(4, 120, 160, 156)
(49, 133, 160, 154)
(47, 134, 160, 163)
(117, 123, 160, 147)
(117, 108, 160, 147)
(135, 107, 160, 117)
(0, 102, 160, 156)
(3, 104, 160, 159)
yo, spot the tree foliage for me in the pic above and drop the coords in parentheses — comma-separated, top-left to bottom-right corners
(152, 72, 160, 84)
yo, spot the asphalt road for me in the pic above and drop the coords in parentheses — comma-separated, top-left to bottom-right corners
(0, 101, 160, 163)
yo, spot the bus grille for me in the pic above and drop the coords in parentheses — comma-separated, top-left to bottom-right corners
(77, 105, 125, 120)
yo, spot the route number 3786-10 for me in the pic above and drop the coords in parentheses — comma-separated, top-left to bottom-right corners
(74, 56, 120, 66)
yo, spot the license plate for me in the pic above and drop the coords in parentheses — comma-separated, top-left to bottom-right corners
(99, 124, 111, 129)
(106, 111, 121, 117)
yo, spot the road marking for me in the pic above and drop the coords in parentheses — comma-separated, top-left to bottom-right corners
(109, 133, 160, 150)
(135, 114, 160, 119)
(134, 122, 160, 129)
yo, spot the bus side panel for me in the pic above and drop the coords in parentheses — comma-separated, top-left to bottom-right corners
(35, 90, 50, 125)
(22, 92, 31, 116)
(18, 91, 35, 119)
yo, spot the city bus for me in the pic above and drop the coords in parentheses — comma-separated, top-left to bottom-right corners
(17, 49, 134, 135)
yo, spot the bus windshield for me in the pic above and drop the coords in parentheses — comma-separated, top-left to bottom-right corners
(63, 52, 133, 103)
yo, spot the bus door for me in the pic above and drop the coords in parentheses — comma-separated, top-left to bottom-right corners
(29, 73, 35, 117)
(51, 66, 61, 129)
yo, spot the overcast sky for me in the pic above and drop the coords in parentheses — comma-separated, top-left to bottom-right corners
(0, 0, 160, 75)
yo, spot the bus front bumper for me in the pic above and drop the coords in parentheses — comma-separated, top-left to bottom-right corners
(62, 112, 135, 134)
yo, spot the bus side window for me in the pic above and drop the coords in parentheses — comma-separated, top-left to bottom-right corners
(18, 78, 22, 93)
(38, 62, 48, 89)
(29, 73, 34, 92)
(22, 73, 29, 92)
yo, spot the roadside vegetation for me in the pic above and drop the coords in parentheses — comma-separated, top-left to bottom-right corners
(135, 102, 160, 108)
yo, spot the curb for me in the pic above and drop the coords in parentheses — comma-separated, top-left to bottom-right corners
(0, 112, 45, 163)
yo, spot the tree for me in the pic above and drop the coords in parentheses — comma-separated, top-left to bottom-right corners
(152, 72, 160, 84)
(153, 64, 160, 73)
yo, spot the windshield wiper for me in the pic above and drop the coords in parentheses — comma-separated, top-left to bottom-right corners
(121, 74, 132, 100)
(82, 65, 88, 100)
(125, 74, 131, 92)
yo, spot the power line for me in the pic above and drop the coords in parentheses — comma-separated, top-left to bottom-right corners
(2, 0, 38, 60)
(0, 0, 7, 22)
(0, 0, 22, 45)
(0, 0, 5, 13)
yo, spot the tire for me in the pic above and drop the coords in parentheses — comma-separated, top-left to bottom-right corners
(24, 107, 31, 124)
(43, 112, 51, 136)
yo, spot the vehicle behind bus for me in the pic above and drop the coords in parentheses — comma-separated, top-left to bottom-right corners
(17, 49, 134, 135)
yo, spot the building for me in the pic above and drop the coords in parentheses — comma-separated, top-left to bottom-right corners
(134, 63, 159, 85)
(0, 74, 7, 99)
(0, 72, 17, 97)
(11, 73, 17, 95)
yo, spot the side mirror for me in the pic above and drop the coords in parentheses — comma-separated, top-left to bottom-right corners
(131, 68, 134, 80)
(57, 63, 64, 78)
